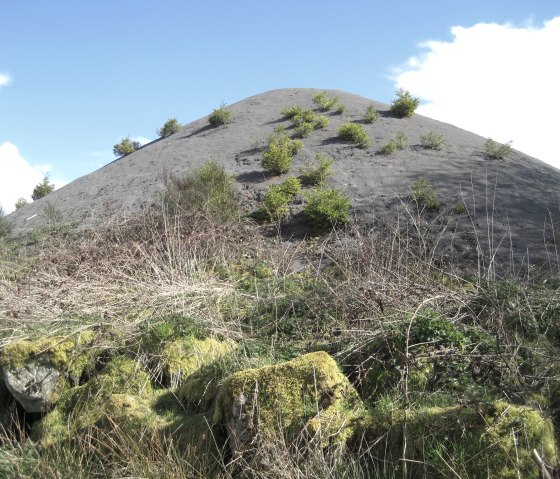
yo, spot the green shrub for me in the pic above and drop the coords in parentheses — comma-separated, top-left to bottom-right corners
(390, 88, 420, 118)
(334, 103, 346, 115)
(31, 176, 55, 200)
(300, 153, 333, 187)
(292, 109, 316, 125)
(14, 197, 28, 210)
(313, 114, 330, 129)
(420, 131, 446, 150)
(293, 122, 315, 138)
(280, 104, 304, 120)
(0, 206, 11, 238)
(260, 177, 301, 222)
(380, 141, 397, 155)
(262, 130, 303, 175)
(113, 136, 140, 157)
(380, 132, 407, 155)
(156, 118, 182, 138)
(411, 177, 441, 211)
(312, 91, 338, 111)
(484, 138, 512, 160)
(363, 105, 379, 124)
(208, 102, 232, 127)
(338, 122, 371, 148)
(304, 188, 350, 231)
(164, 161, 239, 222)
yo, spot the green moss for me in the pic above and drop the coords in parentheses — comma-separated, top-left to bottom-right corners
(160, 336, 234, 387)
(0, 331, 97, 379)
(214, 352, 363, 445)
(350, 402, 558, 478)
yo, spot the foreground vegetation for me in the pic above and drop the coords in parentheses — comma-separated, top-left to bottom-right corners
(1, 165, 559, 479)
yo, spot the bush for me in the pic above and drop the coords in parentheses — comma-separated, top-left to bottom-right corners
(31, 176, 55, 200)
(164, 161, 239, 222)
(304, 188, 350, 231)
(0, 206, 11, 238)
(262, 130, 303, 175)
(300, 153, 333, 187)
(390, 88, 420, 118)
(420, 131, 446, 150)
(281, 105, 304, 120)
(14, 198, 28, 210)
(293, 122, 315, 138)
(113, 136, 141, 157)
(156, 118, 182, 138)
(484, 138, 512, 160)
(411, 177, 441, 211)
(313, 114, 330, 129)
(363, 105, 379, 124)
(312, 91, 338, 111)
(260, 177, 301, 222)
(380, 132, 407, 155)
(380, 141, 397, 155)
(208, 102, 232, 127)
(338, 122, 371, 148)
(334, 103, 346, 115)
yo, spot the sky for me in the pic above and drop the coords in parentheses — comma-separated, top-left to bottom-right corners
(1, 0, 559, 213)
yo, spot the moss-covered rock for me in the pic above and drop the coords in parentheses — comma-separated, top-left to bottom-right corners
(0, 331, 97, 412)
(349, 401, 558, 478)
(213, 351, 363, 458)
(160, 336, 234, 387)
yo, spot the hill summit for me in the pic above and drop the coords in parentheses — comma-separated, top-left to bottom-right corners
(9, 88, 560, 270)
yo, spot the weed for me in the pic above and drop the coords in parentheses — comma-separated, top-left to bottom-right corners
(312, 91, 338, 111)
(390, 88, 420, 118)
(164, 161, 239, 222)
(410, 177, 442, 211)
(363, 105, 379, 124)
(338, 122, 371, 148)
(304, 187, 350, 231)
(484, 138, 512, 160)
(420, 130, 446, 150)
(300, 153, 333, 187)
(208, 102, 232, 127)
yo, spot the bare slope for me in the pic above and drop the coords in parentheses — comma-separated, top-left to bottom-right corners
(8, 88, 560, 269)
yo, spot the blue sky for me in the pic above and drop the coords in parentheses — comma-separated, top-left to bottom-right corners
(1, 0, 559, 212)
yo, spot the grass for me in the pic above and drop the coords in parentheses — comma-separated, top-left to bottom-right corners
(2, 169, 560, 477)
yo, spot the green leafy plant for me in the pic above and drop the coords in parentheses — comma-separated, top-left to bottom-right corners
(208, 102, 232, 127)
(0, 206, 11, 238)
(420, 131, 446, 150)
(300, 153, 333, 187)
(380, 132, 407, 155)
(14, 198, 28, 210)
(164, 161, 239, 222)
(156, 118, 182, 138)
(260, 177, 301, 221)
(484, 138, 512, 160)
(31, 176, 55, 200)
(113, 136, 141, 157)
(293, 122, 315, 138)
(334, 103, 346, 115)
(312, 91, 338, 111)
(411, 177, 442, 211)
(338, 122, 371, 148)
(390, 88, 420, 118)
(281, 105, 304, 120)
(313, 115, 330, 129)
(262, 130, 303, 175)
(304, 187, 350, 231)
(363, 105, 379, 124)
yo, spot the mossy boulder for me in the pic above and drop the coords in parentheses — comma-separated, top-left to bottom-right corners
(349, 401, 558, 478)
(213, 351, 363, 458)
(0, 331, 97, 412)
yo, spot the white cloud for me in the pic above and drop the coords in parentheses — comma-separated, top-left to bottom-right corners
(394, 17, 560, 168)
(0, 73, 11, 88)
(132, 136, 152, 146)
(0, 142, 66, 213)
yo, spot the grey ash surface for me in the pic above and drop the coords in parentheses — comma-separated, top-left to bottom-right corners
(8, 88, 560, 272)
